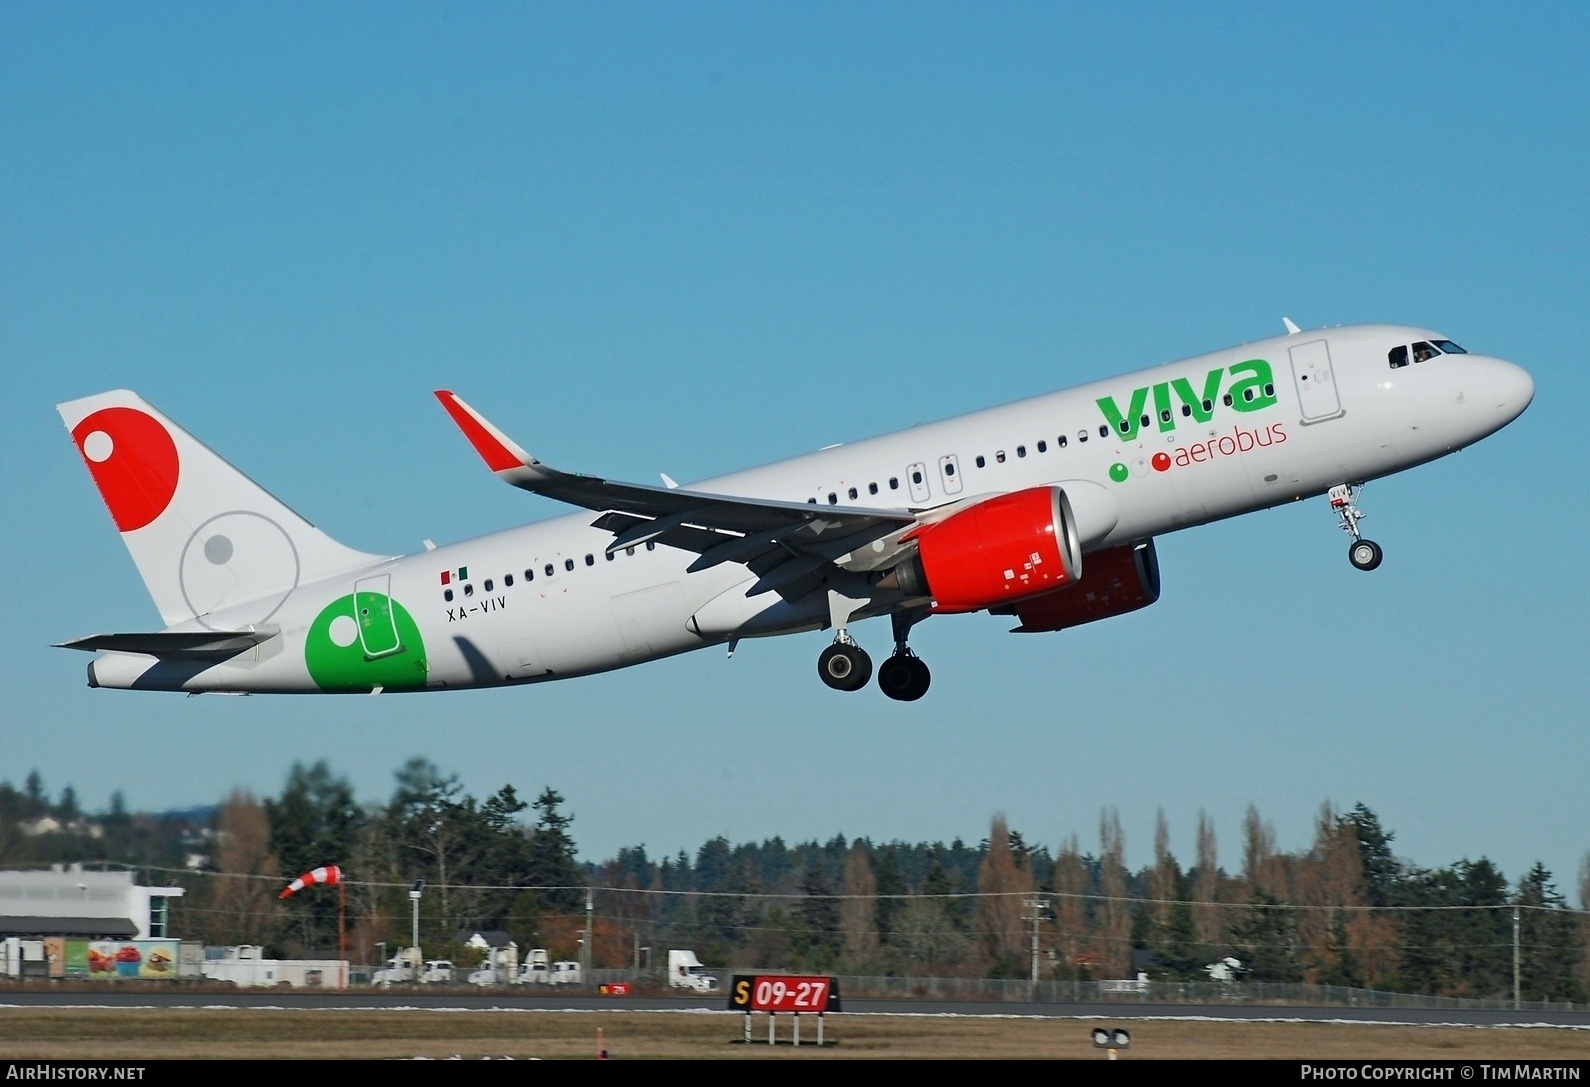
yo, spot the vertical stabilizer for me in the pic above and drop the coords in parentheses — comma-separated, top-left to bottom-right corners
(57, 389, 388, 628)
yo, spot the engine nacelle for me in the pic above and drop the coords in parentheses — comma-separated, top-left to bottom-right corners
(998, 540, 1161, 632)
(887, 486, 1082, 614)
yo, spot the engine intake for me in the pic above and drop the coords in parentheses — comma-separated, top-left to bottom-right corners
(883, 486, 1082, 613)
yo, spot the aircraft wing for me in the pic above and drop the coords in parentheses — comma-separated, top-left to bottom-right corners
(434, 391, 919, 576)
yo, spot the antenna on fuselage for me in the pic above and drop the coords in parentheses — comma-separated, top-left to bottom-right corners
(1282, 317, 1301, 335)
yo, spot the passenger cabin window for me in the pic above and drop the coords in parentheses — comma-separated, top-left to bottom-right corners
(828, 492, 838, 504)
(1078, 430, 1089, 443)
(1181, 404, 1192, 416)
(505, 574, 514, 586)
(995, 451, 1006, 463)
(1037, 440, 1047, 453)
(444, 588, 454, 602)
(646, 541, 656, 550)
(848, 487, 858, 499)
(565, 558, 575, 571)
(975, 455, 986, 468)
(868, 482, 878, 494)
(911, 469, 923, 484)
(944, 462, 956, 477)
(606, 552, 614, 561)
(545, 563, 554, 577)
(464, 583, 474, 597)
(807, 497, 817, 504)
(1160, 409, 1173, 423)
(525, 569, 534, 581)
(1099, 425, 1109, 438)
(484, 579, 493, 592)
(585, 554, 595, 566)
(1016, 445, 1026, 458)
(889, 477, 900, 490)
(1139, 414, 1150, 428)
(1058, 435, 1068, 448)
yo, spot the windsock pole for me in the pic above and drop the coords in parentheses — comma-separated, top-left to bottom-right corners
(339, 879, 347, 962)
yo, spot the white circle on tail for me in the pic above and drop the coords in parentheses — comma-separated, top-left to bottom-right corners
(327, 614, 358, 648)
(179, 511, 300, 629)
(84, 431, 113, 462)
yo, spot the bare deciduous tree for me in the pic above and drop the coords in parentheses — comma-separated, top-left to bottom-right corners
(840, 842, 878, 961)
(975, 815, 1031, 969)
(1095, 808, 1131, 977)
(210, 790, 280, 946)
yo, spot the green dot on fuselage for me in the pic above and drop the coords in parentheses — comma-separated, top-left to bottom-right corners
(1109, 462, 1129, 483)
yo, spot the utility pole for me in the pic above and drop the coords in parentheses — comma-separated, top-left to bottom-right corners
(1512, 904, 1521, 1010)
(409, 879, 425, 981)
(1023, 896, 1048, 983)
(582, 887, 594, 979)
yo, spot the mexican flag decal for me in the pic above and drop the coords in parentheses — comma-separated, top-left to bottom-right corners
(439, 566, 468, 585)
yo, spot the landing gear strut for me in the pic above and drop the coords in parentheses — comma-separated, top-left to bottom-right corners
(878, 608, 931, 702)
(1329, 483, 1383, 572)
(818, 587, 873, 692)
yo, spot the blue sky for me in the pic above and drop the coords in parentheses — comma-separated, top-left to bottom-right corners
(3, 2, 1586, 891)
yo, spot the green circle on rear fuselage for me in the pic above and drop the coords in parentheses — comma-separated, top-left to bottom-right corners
(305, 594, 427, 692)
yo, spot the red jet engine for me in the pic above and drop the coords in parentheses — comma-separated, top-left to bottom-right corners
(997, 540, 1161, 632)
(885, 486, 1082, 613)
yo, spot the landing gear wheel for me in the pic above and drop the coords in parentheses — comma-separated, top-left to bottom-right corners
(818, 643, 873, 691)
(1349, 539, 1383, 571)
(878, 653, 931, 702)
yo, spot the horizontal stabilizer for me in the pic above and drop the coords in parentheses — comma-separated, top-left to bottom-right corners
(56, 630, 274, 660)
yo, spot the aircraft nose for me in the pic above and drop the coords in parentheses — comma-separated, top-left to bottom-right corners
(1489, 359, 1535, 423)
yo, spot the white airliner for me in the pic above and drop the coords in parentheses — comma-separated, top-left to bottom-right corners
(56, 322, 1532, 701)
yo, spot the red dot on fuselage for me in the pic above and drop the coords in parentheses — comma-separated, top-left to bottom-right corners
(71, 407, 180, 532)
(1151, 452, 1171, 472)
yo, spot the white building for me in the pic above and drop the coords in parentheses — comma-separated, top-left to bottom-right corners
(0, 867, 185, 940)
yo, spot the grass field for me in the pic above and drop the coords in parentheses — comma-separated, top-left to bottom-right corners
(1, 1008, 1588, 1060)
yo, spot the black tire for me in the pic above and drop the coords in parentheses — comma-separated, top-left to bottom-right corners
(1349, 539, 1383, 571)
(818, 643, 872, 691)
(879, 654, 931, 701)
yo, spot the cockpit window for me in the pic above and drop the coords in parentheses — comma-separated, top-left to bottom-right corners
(1388, 345, 1409, 369)
(1431, 339, 1466, 354)
(1412, 341, 1441, 364)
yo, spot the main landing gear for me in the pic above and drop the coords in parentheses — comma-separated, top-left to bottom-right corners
(816, 599, 932, 700)
(878, 607, 931, 701)
(1329, 483, 1383, 572)
(817, 638, 872, 692)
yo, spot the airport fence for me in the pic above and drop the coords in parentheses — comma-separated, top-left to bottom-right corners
(591, 968, 1584, 1013)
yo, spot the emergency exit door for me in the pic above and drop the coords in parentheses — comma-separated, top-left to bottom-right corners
(353, 574, 403, 659)
(1289, 339, 1343, 422)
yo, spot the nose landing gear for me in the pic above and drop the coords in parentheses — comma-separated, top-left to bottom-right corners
(1329, 483, 1383, 571)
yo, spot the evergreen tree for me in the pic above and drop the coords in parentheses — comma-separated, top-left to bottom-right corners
(874, 846, 906, 945)
(1229, 889, 1303, 982)
(1396, 859, 1510, 997)
(792, 864, 842, 970)
(1341, 803, 1400, 907)
(526, 787, 583, 912)
(1517, 863, 1584, 1003)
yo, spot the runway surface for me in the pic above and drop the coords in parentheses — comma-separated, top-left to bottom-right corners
(3, 990, 1587, 1027)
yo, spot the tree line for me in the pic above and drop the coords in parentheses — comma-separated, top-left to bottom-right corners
(1, 767, 1585, 1002)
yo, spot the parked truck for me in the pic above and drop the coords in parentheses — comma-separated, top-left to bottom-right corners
(668, 950, 718, 992)
(517, 948, 550, 984)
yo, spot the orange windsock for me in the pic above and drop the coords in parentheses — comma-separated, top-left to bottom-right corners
(280, 865, 342, 899)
